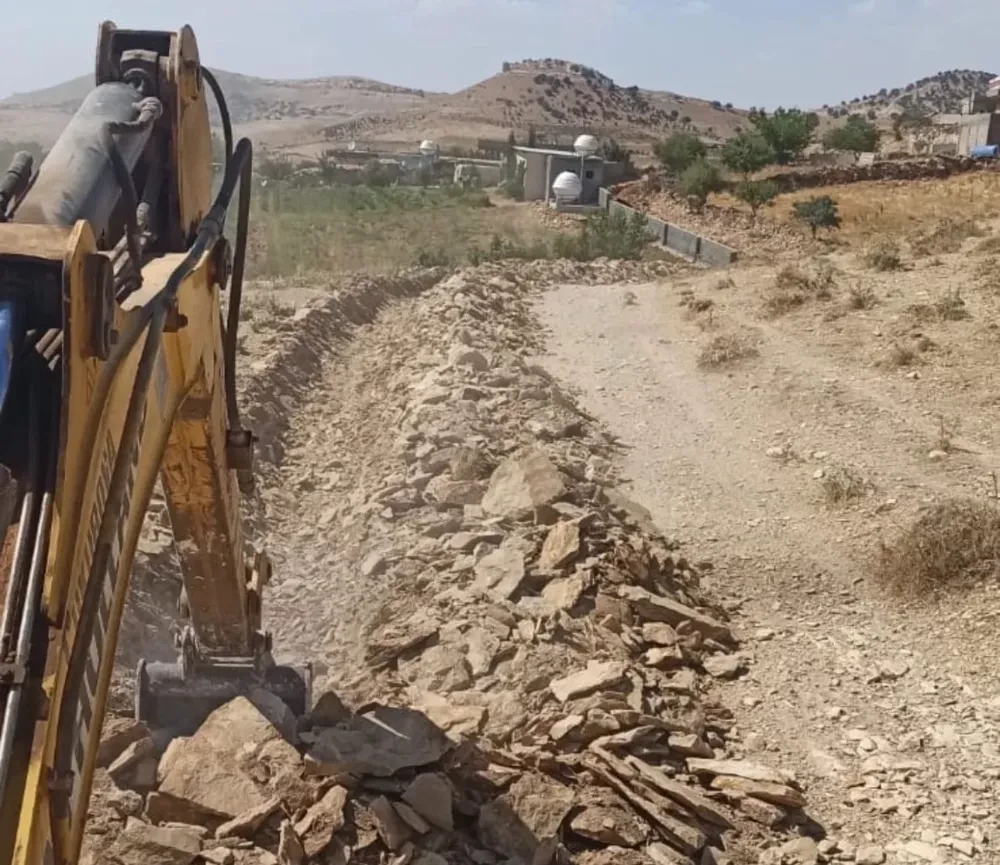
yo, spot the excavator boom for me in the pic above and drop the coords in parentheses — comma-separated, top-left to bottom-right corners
(0, 22, 309, 864)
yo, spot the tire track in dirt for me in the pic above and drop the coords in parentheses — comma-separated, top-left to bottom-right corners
(538, 278, 1000, 862)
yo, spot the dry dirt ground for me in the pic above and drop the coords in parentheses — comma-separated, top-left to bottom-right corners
(537, 244, 1000, 863)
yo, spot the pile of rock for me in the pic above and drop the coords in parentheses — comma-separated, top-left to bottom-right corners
(97, 262, 812, 864)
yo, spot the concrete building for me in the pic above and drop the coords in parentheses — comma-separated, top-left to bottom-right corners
(512, 146, 605, 204)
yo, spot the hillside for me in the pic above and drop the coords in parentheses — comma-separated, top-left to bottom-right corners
(0, 58, 747, 156)
(827, 68, 995, 119)
(0, 69, 435, 149)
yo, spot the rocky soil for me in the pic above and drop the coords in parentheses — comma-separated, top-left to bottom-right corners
(88, 259, 835, 865)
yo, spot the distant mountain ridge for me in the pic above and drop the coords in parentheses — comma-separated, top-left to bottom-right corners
(1, 61, 994, 154)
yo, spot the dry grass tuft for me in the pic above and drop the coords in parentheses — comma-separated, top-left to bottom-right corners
(762, 261, 835, 318)
(863, 238, 903, 272)
(935, 288, 970, 321)
(874, 499, 1000, 597)
(876, 342, 919, 369)
(715, 275, 736, 290)
(909, 217, 986, 257)
(821, 465, 872, 506)
(847, 283, 878, 310)
(697, 331, 760, 369)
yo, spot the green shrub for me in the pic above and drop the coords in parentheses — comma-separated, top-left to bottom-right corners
(793, 196, 841, 238)
(654, 133, 707, 173)
(679, 159, 724, 204)
(722, 131, 775, 178)
(735, 180, 779, 216)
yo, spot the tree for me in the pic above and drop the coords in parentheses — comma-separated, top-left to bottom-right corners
(316, 149, 338, 184)
(654, 132, 706, 173)
(527, 126, 538, 147)
(507, 129, 516, 147)
(599, 139, 631, 163)
(823, 116, 878, 154)
(793, 196, 841, 239)
(679, 158, 724, 204)
(735, 180, 779, 217)
(721, 131, 775, 179)
(748, 107, 819, 164)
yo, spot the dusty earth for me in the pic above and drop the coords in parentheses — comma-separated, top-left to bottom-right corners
(537, 250, 1000, 863)
(96, 210, 1000, 865)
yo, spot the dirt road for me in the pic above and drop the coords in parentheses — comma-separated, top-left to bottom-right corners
(538, 273, 1000, 862)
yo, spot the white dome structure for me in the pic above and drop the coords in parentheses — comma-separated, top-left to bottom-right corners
(419, 139, 438, 156)
(552, 171, 583, 203)
(573, 134, 599, 157)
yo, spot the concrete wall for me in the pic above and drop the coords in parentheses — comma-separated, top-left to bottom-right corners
(521, 153, 548, 201)
(598, 187, 737, 267)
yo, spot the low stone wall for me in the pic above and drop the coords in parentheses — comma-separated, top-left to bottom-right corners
(600, 188, 738, 266)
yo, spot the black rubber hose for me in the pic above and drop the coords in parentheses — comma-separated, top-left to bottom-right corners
(223, 138, 252, 428)
(202, 68, 233, 172)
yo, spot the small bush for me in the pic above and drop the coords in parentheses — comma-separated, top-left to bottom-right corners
(762, 289, 806, 318)
(864, 238, 903, 271)
(775, 265, 811, 291)
(910, 218, 985, 257)
(416, 248, 453, 268)
(468, 234, 551, 265)
(553, 209, 650, 262)
(793, 196, 841, 239)
(697, 331, 760, 368)
(735, 179, 780, 216)
(821, 465, 871, 506)
(874, 500, 1000, 597)
(848, 283, 878, 309)
(654, 132, 707, 173)
(879, 342, 918, 368)
(679, 158, 724, 204)
(935, 288, 970, 321)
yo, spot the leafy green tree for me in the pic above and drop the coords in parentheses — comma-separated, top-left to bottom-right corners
(793, 196, 841, 238)
(721, 131, 775, 179)
(735, 180, 779, 216)
(823, 116, 878, 154)
(679, 158, 724, 204)
(654, 132, 706, 173)
(748, 107, 819, 164)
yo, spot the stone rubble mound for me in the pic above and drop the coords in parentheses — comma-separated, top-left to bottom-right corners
(95, 262, 814, 865)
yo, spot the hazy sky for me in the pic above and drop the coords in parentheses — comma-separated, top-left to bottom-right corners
(3, 1, 998, 108)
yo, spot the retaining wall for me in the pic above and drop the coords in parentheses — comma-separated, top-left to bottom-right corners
(599, 187, 737, 266)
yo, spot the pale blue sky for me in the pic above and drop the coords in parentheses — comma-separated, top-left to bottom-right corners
(3, 1, 997, 108)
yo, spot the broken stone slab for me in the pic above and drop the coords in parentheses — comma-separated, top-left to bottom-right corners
(398, 645, 473, 694)
(447, 531, 504, 552)
(305, 705, 451, 777)
(666, 733, 712, 759)
(472, 538, 529, 600)
(538, 520, 581, 571)
(550, 661, 626, 703)
(294, 785, 348, 859)
(402, 773, 454, 831)
(105, 817, 202, 865)
(144, 790, 227, 829)
(365, 612, 440, 670)
(583, 757, 705, 858)
(625, 756, 733, 829)
(305, 691, 353, 729)
(108, 736, 156, 788)
(701, 654, 746, 680)
(424, 476, 485, 508)
(410, 691, 488, 740)
(393, 801, 431, 835)
(568, 788, 651, 847)
(371, 795, 412, 852)
(541, 574, 585, 611)
(97, 718, 151, 768)
(447, 345, 489, 371)
(214, 799, 281, 840)
(641, 623, 678, 647)
(686, 758, 798, 789)
(157, 697, 302, 819)
(481, 449, 566, 519)
(709, 775, 805, 809)
(464, 625, 503, 677)
(477, 773, 575, 864)
(247, 688, 299, 744)
(277, 820, 305, 865)
(619, 587, 733, 644)
(549, 715, 586, 742)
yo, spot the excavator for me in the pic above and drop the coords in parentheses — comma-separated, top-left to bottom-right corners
(0, 21, 311, 865)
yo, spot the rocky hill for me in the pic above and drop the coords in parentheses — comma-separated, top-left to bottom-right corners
(827, 69, 995, 119)
(0, 69, 435, 150)
(329, 59, 747, 147)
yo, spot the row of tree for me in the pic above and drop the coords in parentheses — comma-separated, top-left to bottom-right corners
(653, 109, 878, 214)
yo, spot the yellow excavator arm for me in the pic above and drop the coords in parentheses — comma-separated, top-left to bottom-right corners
(0, 22, 309, 864)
